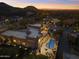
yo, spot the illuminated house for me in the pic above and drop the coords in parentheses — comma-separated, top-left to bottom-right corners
(37, 19, 58, 59)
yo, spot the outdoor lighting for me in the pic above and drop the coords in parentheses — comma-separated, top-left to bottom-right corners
(74, 30, 76, 32)
(30, 52, 32, 54)
(16, 54, 19, 57)
(45, 28, 48, 31)
(5, 19, 9, 22)
(43, 18, 46, 21)
(19, 46, 21, 48)
(53, 29, 56, 32)
(13, 40, 16, 43)
(38, 39, 41, 42)
(51, 21, 53, 23)
(8, 40, 11, 43)
(8, 43, 10, 45)
(24, 48, 27, 50)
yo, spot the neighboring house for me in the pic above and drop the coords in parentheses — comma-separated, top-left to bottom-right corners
(10, 16, 23, 22)
(0, 25, 41, 49)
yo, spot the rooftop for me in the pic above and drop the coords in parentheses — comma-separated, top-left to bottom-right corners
(1, 27, 41, 39)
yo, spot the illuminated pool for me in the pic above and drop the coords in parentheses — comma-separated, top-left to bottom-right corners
(47, 38, 55, 49)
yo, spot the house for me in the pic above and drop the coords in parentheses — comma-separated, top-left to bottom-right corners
(0, 25, 41, 49)
(37, 27, 57, 59)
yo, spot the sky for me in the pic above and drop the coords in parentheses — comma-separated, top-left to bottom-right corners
(0, 0, 79, 10)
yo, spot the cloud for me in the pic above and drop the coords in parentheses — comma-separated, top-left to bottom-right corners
(0, 0, 79, 9)
(16, 0, 51, 3)
(69, 0, 79, 1)
(34, 3, 79, 10)
(12, 2, 79, 10)
(68, 0, 79, 3)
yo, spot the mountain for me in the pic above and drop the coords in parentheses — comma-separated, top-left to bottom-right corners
(24, 6, 38, 16)
(0, 2, 38, 16)
(0, 2, 21, 15)
(14, 6, 38, 16)
(24, 6, 38, 11)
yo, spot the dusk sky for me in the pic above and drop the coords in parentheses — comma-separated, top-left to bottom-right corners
(0, 0, 79, 10)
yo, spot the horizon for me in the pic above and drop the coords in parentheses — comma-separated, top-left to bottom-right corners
(0, 0, 79, 10)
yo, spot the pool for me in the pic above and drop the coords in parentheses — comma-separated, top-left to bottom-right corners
(47, 38, 55, 49)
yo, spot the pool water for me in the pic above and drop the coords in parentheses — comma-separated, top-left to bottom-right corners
(47, 38, 55, 49)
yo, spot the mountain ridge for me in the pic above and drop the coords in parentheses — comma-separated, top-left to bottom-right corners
(0, 2, 38, 16)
